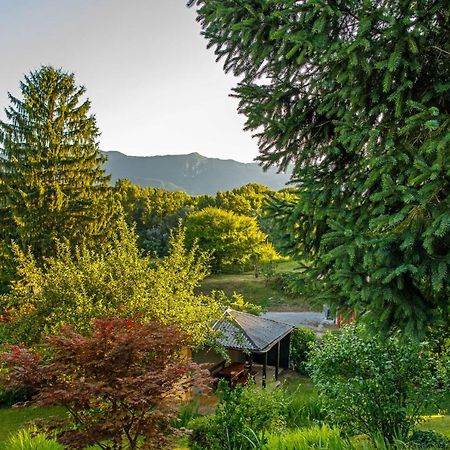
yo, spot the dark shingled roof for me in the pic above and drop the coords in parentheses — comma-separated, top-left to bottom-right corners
(213, 309, 294, 353)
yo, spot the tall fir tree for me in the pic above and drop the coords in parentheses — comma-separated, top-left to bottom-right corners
(190, 0, 450, 334)
(0, 66, 115, 290)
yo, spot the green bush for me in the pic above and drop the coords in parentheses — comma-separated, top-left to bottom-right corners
(264, 425, 349, 450)
(189, 380, 288, 450)
(308, 326, 445, 443)
(4, 429, 63, 450)
(408, 430, 450, 450)
(0, 387, 31, 407)
(290, 327, 317, 374)
(189, 415, 217, 449)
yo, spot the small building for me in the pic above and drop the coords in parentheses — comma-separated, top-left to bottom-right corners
(194, 309, 294, 387)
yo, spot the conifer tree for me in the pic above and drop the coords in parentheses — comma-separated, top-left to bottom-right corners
(0, 66, 115, 288)
(190, 1, 450, 333)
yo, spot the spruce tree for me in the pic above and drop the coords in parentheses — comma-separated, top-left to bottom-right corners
(0, 66, 115, 288)
(190, 1, 450, 333)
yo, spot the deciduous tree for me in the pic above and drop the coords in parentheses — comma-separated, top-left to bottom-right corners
(1, 318, 211, 450)
(184, 207, 279, 272)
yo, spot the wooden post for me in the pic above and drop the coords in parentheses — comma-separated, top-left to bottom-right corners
(262, 352, 267, 388)
(275, 341, 280, 381)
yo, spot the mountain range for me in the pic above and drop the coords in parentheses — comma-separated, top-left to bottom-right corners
(103, 151, 291, 195)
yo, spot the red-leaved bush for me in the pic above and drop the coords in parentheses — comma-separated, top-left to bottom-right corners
(0, 318, 211, 449)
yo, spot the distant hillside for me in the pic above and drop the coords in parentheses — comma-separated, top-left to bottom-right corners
(102, 151, 291, 195)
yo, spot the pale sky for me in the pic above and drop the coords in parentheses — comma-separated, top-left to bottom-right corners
(0, 0, 259, 163)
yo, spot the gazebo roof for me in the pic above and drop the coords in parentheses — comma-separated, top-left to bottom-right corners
(213, 309, 294, 353)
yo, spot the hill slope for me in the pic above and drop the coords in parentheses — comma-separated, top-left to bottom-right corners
(103, 151, 291, 195)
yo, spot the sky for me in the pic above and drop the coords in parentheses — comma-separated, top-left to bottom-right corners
(0, 0, 259, 163)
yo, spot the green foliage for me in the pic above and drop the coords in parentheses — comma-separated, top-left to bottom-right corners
(115, 180, 291, 260)
(3, 428, 63, 450)
(0, 66, 117, 290)
(189, 415, 216, 449)
(0, 406, 66, 443)
(408, 430, 450, 450)
(285, 392, 323, 429)
(264, 425, 348, 450)
(190, 0, 450, 334)
(308, 326, 447, 443)
(172, 399, 201, 429)
(215, 183, 271, 216)
(0, 221, 220, 345)
(115, 179, 200, 256)
(290, 327, 318, 374)
(184, 207, 279, 272)
(210, 290, 263, 315)
(189, 379, 288, 450)
(1, 319, 210, 450)
(0, 387, 31, 407)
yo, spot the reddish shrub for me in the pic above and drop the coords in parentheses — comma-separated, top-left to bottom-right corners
(1, 318, 211, 449)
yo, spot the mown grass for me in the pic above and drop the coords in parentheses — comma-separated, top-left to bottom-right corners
(197, 260, 317, 311)
(0, 406, 66, 442)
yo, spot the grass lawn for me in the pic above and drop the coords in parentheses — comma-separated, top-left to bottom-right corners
(418, 391, 450, 437)
(0, 406, 66, 442)
(418, 415, 450, 437)
(0, 406, 188, 449)
(198, 260, 317, 311)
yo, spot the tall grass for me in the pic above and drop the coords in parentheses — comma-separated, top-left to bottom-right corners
(285, 393, 323, 428)
(265, 425, 350, 449)
(3, 428, 63, 450)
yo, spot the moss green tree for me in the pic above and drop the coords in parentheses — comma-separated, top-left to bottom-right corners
(0, 66, 115, 290)
(184, 206, 279, 272)
(190, 0, 450, 334)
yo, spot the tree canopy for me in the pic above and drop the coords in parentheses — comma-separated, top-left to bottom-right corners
(184, 206, 279, 272)
(190, 0, 450, 334)
(0, 66, 116, 290)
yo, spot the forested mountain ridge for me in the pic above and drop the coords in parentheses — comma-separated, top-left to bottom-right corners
(102, 151, 291, 194)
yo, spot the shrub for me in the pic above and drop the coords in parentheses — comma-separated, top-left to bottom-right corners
(4, 428, 63, 450)
(1, 318, 211, 450)
(189, 415, 216, 449)
(0, 224, 220, 345)
(189, 380, 288, 450)
(290, 327, 317, 374)
(265, 425, 349, 450)
(0, 386, 31, 407)
(308, 326, 445, 443)
(408, 430, 450, 450)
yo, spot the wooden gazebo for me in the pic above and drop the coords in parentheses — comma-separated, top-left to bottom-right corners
(211, 309, 294, 387)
